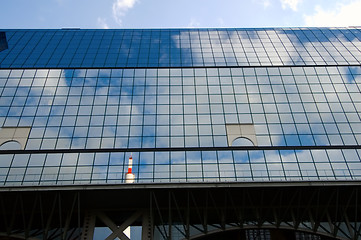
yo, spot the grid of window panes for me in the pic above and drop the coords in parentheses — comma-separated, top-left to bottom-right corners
(0, 65, 360, 185)
(0, 28, 361, 68)
(0, 66, 361, 150)
(1, 148, 360, 186)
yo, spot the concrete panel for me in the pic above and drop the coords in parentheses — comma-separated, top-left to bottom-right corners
(226, 124, 258, 146)
(0, 127, 31, 150)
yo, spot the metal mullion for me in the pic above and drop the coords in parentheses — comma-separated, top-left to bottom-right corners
(41, 69, 62, 150)
(34, 71, 57, 150)
(167, 70, 171, 182)
(307, 29, 334, 64)
(55, 152, 66, 184)
(338, 71, 361, 141)
(225, 30, 241, 66)
(85, 70, 100, 183)
(102, 31, 116, 68)
(71, 71, 87, 183)
(179, 70, 187, 181)
(96, 71, 112, 183)
(113, 31, 126, 67)
(3, 69, 25, 129)
(192, 68, 204, 181)
(266, 67, 288, 179)
(266, 29, 285, 65)
(95, 71, 110, 149)
(2, 145, 361, 156)
(205, 68, 220, 181)
(322, 68, 347, 146)
(35, 31, 57, 67)
(0, 30, 26, 66)
(9, 31, 38, 68)
(3, 154, 16, 185)
(323, 29, 352, 64)
(153, 68, 159, 182)
(1, 63, 361, 70)
(315, 71, 341, 146)
(138, 72, 146, 153)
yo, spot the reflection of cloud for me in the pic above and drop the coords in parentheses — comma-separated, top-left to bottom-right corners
(112, 0, 138, 26)
(304, 0, 361, 27)
(280, 0, 302, 11)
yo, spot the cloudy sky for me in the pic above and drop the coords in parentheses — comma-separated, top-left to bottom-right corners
(1, 0, 361, 28)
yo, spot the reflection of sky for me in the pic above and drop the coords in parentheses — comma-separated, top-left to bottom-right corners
(1, 29, 361, 68)
(0, 65, 361, 150)
(1, 148, 360, 185)
(1, 29, 361, 185)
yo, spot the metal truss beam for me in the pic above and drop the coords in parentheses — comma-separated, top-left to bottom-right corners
(0, 182, 360, 240)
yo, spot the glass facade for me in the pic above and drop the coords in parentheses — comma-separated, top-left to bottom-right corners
(0, 28, 361, 185)
(1, 28, 361, 68)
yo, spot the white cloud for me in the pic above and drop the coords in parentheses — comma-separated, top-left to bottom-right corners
(112, 0, 138, 26)
(252, 0, 271, 9)
(188, 18, 201, 28)
(304, 0, 361, 27)
(97, 17, 109, 29)
(280, 0, 302, 11)
(262, 0, 271, 8)
(217, 17, 225, 26)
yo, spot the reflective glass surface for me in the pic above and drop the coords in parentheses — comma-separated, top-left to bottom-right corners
(0, 28, 360, 68)
(0, 28, 361, 186)
(0, 67, 360, 149)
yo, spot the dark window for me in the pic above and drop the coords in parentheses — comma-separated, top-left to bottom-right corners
(0, 32, 8, 52)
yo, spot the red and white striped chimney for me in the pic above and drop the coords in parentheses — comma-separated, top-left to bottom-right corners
(125, 156, 135, 183)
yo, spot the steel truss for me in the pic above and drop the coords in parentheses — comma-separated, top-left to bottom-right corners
(0, 181, 360, 240)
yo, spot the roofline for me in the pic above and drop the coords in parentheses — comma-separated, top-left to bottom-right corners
(1, 180, 361, 192)
(1, 27, 361, 31)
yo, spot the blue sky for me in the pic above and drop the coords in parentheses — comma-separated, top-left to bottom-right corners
(1, 0, 361, 28)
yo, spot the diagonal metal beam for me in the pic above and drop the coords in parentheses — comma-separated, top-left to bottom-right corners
(170, 191, 187, 237)
(44, 193, 58, 239)
(101, 210, 142, 240)
(26, 193, 40, 238)
(62, 193, 78, 240)
(190, 191, 206, 233)
(152, 191, 168, 238)
(97, 211, 130, 240)
(225, 189, 243, 228)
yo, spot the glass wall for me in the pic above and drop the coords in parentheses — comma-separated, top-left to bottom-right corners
(1, 28, 361, 186)
(0, 66, 360, 185)
(0, 28, 360, 68)
(0, 66, 360, 150)
(1, 148, 360, 185)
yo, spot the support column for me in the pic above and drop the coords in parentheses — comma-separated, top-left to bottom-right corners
(81, 211, 96, 240)
(142, 211, 153, 240)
